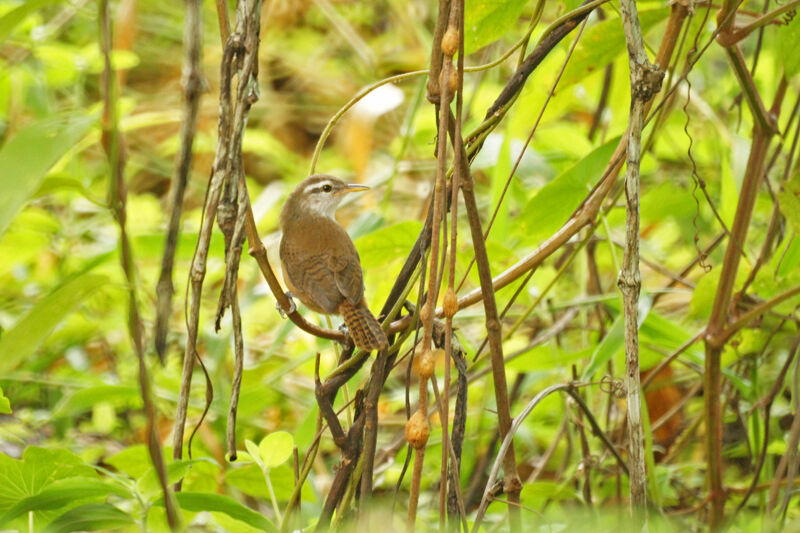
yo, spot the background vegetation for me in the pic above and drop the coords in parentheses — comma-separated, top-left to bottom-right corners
(0, 0, 799, 531)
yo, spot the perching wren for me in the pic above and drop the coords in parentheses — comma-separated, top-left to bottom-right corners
(279, 174, 389, 351)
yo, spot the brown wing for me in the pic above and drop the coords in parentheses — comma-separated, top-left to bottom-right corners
(279, 219, 365, 312)
(328, 249, 364, 306)
(280, 237, 341, 313)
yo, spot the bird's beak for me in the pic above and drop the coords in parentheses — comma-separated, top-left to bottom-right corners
(335, 184, 370, 196)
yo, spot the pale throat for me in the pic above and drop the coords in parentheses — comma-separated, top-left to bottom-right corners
(303, 196, 340, 219)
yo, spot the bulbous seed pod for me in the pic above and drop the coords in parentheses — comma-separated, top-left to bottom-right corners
(441, 27, 459, 57)
(405, 409, 431, 449)
(443, 287, 458, 318)
(446, 67, 459, 93)
(418, 349, 436, 379)
(420, 301, 431, 324)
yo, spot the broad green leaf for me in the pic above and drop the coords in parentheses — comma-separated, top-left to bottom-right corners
(225, 464, 316, 503)
(520, 137, 619, 244)
(0, 447, 98, 527)
(54, 384, 141, 418)
(779, 11, 800, 78)
(244, 439, 263, 469)
(582, 296, 652, 380)
(259, 431, 294, 468)
(172, 492, 278, 532)
(0, 387, 10, 414)
(44, 503, 133, 533)
(776, 235, 800, 278)
(559, 5, 669, 88)
(0, 116, 94, 239)
(690, 267, 748, 320)
(138, 460, 195, 498)
(0, 478, 128, 526)
(464, 0, 528, 55)
(0, 0, 57, 45)
(778, 178, 800, 235)
(0, 273, 108, 375)
(105, 445, 154, 479)
(354, 220, 423, 270)
(720, 154, 738, 229)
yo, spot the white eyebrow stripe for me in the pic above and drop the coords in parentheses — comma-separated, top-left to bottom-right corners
(303, 180, 334, 194)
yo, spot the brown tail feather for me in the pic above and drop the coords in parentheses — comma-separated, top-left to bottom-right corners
(339, 300, 389, 351)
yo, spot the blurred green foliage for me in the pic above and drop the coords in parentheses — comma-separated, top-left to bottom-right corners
(0, 0, 799, 531)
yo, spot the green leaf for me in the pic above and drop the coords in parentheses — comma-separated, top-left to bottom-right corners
(520, 137, 619, 244)
(138, 460, 195, 498)
(778, 178, 800, 235)
(0, 116, 94, 239)
(105, 445, 153, 479)
(464, 0, 528, 55)
(0, 0, 57, 45)
(244, 439, 263, 469)
(54, 384, 141, 418)
(0, 387, 10, 414)
(560, 5, 669, 88)
(776, 235, 800, 278)
(0, 478, 128, 526)
(779, 11, 800, 78)
(259, 431, 294, 469)
(354, 220, 423, 270)
(44, 503, 133, 533)
(582, 296, 652, 380)
(0, 273, 108, 375)
(172, 492, 278, 532)
(0, 447, 98, 526)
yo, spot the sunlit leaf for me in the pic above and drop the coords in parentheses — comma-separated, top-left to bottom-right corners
(0, 478, 128, 526)
(559, 5, 669, 88)
(172, 492, 278, 532)
(0, 273, 108, 375)
(44, 503, 133, 533)
(582, 295, 652, 379)
(0, 0, 58, 45)
(0, 447, 98, 528)
(520, 137, 619, 244)
(778, 178, 800, 235)
(779, 12, 800, 78)
(259, 431, 294, 469)
(464, 0, 528, 55)
(245, 439, 263, 469)
(0, 116, 94, 239)
(0, 387, 10, 414)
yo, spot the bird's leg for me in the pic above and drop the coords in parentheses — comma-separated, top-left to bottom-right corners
(337, 323, 354, 350)
(276, 292, 297, 318)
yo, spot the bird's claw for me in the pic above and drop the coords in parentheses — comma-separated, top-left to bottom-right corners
(276, 292, 297, 318)
(337, 323, 354, 349)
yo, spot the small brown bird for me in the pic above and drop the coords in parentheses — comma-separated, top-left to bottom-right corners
(279, 174, 389, 351)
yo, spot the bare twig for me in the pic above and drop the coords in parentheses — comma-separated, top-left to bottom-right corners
(172, 0, 263, 470)
(702, 24, 785, 520)
(100, 0, 179, 527)
(155, 0, 205, 363)
(456, 125, 522, 531)
(618, 0, 664, 515)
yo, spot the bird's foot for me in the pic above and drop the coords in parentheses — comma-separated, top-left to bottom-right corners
(276, 292, 297, 318)
(337, 323, 354, 350)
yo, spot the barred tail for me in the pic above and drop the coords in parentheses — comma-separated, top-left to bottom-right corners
(339, 300, 389, 351)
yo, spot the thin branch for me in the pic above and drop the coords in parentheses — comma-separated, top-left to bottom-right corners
(99, 0, 179, 527)
(618, 0, 664, 514)
(155, 0, 205, 363)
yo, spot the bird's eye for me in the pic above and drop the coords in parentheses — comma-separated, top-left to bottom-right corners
(322, 184, 332, 192)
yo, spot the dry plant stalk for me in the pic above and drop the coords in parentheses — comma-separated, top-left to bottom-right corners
(702, 0, 784, 527)
(617, 0, 664, 515)
(172, 0, 264, 467)
(99, 0, 179, 527)
(154, 0, 205, 363)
